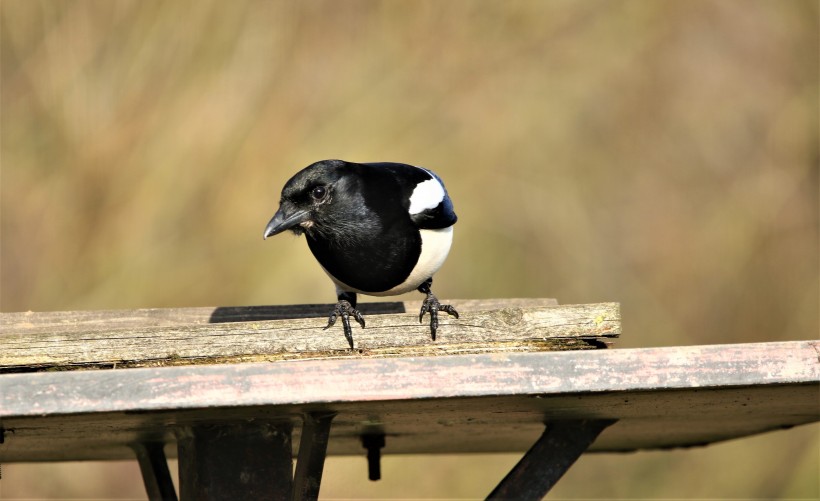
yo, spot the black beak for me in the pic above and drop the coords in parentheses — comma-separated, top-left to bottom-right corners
(263, 207, 310, 239)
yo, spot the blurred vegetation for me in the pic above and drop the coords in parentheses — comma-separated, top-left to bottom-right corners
(1, 0, 817, 499)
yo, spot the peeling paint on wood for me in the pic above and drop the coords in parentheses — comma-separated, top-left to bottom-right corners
(1, 301, 816, 464)
(0, 340, 817, 462)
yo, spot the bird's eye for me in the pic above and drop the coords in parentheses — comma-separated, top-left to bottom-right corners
(311, 185, 327, 201)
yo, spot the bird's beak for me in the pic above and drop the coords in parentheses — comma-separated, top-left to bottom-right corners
(263, 207, 310, 239)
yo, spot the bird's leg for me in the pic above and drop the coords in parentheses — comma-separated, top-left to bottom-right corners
(325, 291, 365, 349)
(417, 278, 458, 341)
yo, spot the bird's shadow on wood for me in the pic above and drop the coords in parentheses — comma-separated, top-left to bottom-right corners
(208, 303, 407, 323)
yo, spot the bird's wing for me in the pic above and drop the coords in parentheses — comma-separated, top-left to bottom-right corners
(409, 180, 457, 229)
(363, 162, 458, 230)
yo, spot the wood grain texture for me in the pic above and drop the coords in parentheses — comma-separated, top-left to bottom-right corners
(0, 300, 618, 371)
(0, 341, 817, 461)
(1, 298, 558, 331)
(4, 301, 815, 463)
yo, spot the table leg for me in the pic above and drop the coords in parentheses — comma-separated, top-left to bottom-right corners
(177, 421, 293, 501)
(133, 441, 178, 501)
(487, 419, 617, 500)
(292, 412, 336, 501)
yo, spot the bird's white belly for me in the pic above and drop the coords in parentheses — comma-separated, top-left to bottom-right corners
(326, 226, 454, 296)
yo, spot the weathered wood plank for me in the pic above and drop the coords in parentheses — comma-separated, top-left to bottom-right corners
(0, 301, 618, 372)
(1, 298, 558, 331)
(0, 341, 817, 461)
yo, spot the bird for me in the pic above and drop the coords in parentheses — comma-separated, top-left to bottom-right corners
(263, 159, 458, 348)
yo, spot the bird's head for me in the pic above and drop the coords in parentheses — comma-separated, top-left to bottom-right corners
(263, 160, 371, 241)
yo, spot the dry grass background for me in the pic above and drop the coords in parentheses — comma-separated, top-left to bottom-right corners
(1, 0, 818, 499)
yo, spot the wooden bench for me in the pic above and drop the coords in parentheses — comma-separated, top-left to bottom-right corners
(1, 299, 817, 500)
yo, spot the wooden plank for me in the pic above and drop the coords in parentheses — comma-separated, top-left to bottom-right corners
(0, 341, 817, 461)
(0, 298, 558, 331)
(0, 301, 617, 371)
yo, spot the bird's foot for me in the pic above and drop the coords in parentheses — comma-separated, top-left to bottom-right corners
(325, 299, 365, 349)
(418, 292, 458, 341)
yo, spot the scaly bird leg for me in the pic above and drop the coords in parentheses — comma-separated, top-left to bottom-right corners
(417, 278, 458, 341)
(325, 291, 365, 349)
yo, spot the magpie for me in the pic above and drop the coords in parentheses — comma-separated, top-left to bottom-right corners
(263, 159, 458, 348)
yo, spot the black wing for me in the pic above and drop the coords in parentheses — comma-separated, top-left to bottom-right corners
(363, 162, 457, 230)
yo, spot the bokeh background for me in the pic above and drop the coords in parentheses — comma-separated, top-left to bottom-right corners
(1, 0, 817, 499)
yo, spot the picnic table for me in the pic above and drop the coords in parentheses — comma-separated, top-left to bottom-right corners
(1, 299, 818, 500)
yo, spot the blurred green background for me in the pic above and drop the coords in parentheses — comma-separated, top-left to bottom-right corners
(1, 0, 817, 499)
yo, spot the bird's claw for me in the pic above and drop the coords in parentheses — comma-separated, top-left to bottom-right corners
(418, 293, 458, 341)
(325, 299, 365, 349)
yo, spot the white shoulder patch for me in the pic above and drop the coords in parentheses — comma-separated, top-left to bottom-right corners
(408, 174, 445, 215)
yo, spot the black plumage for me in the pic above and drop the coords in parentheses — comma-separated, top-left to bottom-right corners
(263, 159, 458, 348)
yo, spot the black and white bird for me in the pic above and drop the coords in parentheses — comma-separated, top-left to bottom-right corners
(263, 159, 458, 348)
